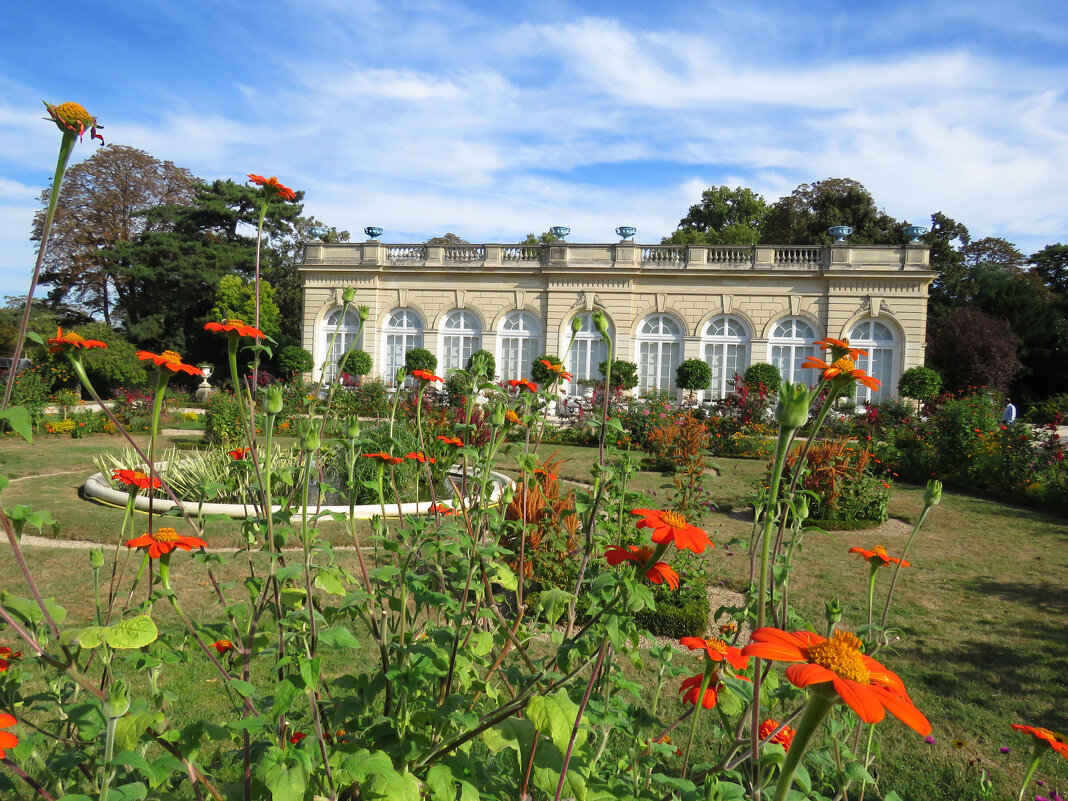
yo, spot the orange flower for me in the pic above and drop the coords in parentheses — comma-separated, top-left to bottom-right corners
(533, 467, 557, 480)
(507, 378, 538, 392)
(228, 447, 252, 460)
(126, 527, 207, 559)
(248, 174, 297, 202)
(137, 349, 203, 376)
(719, 621, 738, 636)
(410, 369, 443, 383)
(44, 101, 103, 143)
(814, 338, 867, 360)
(437, 435, 463, 446)
(849, 545, 909, 568)
(204, 319, 266, 339)
(801, 355, 880, 391)
(605, 545, 680, 590)
(0, 712, 18, 759)
(288, 731, 307, 744)
(679, 672, 720, 709)
(1011, 724, 1068, 759)
(0, 646, 21, 672)
(759, 719, 795, 752)
(405, 451, 435, 463)
(504, 409, 524, 426)
(679, 636, 749, 671)
(632, 509, 711, 554)
(212, 640, 235, 654)
(428, 503, 457, 516)
(538, 360, 574, 381)
(363, 452, 403, 464)
(112, 469, 162, 491)
(741, 628, 930, 734)
(47, 327, 107, 354)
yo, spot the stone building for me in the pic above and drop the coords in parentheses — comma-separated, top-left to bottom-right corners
(300, 240, 934, 402)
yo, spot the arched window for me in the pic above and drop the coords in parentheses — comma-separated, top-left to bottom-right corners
(321, 308, 364, 382)
(769, 318, 817, 385)
(701, 316, 750, 400)
(498, 311, 543, 382)
(381, 308, 424, 385)
(439, 310, 482, 373)
(849, 320, 897, 404)
(566, 312, 613, 396)
(636, 314, 683, 393)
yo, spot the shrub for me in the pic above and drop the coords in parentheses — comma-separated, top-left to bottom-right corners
(78, 322, 149, 392)
(676, 358, 712, 397)
(404, 347, 436, 375)
(1025, 393, 1068, 425)
(338, 348, 372, 377)
(743, 362, 781, 393)
(531, 354, 562, 384)
(276, 345, 314, 376)
(898, 365, 942, 401)
(786, 438, 889, 522)
(465, 349, 495, 380)
(10, 365, 51, 429)
(599, 359, 639, 390)
(330, 378, 391, 420)
(634, 578, 710, 638)
(203, 390, 248, 446)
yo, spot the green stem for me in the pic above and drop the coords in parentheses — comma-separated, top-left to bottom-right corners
(99, 715, 117, 801)
(774, 691, 836, 801)
(1016, 745, 1044, 801)
(879, 504, 931, 628)
(681, 664, 715, 778)
(866, 564, 878, 629)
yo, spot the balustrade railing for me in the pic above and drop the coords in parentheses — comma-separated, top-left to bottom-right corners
(707, 246, 752, 264)
(444, 246, 486, 262)
(387, 245, 428, 262)
(774, 246, 824, 268)
(502, 246, 542, 261)
(641, 246, 686, 265)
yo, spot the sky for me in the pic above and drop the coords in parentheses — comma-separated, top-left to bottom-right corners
(2, 0, 1067, 299)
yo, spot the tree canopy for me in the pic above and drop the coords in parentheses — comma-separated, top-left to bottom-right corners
(661, 186, 768, 245)
(759, 178, 905, 245)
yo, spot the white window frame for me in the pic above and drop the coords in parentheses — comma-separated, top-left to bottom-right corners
(849, 320, 898, 404)
(565, 312, 613, 396)
(700, 316, 750, 401)
(769, 318, 817, 386)
(497, 311, 543, 382)
(439, 309, 482, 374)
(380, 308, 424, 386)
(320, 307, 364, 383)
(636, 314, 683, 394)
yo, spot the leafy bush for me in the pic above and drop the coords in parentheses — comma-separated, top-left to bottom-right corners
(465, 349, 495, 380)
(78, 322, 148, 392)
(330, 378, 391, 420)
(786, 438, 889, 522)
(599, 358, 639, 390)
(338, 348, 372, 377)
(404, 347, 436, 374)
(743, 362, 781, 393)
(897, 365, 942, 401)
(203, 390, 248, 446)
(531, 353, 562, 384)
(634, 578, 710, 638)
(1025, 393, 1068, 425)
(10, 365, 51, 428)
(676, 358, 712, 395)
(276, 345, 314, 376)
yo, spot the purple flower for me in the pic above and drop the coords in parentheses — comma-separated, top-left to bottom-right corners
(1000, 746, 1011, 754)
(924, 735, 936, 745)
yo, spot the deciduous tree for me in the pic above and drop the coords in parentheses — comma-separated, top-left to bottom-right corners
(759, 178, 904, 245)
(662, 185, 768, 245)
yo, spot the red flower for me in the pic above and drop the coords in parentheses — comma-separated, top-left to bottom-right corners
(405, 452, 436, 463)
(679, 636, 749, 671)
(508, 378, 538, 392)
(212, 640, 235, 654)
(849, 545, 909, 568)
(437, 435, 463, 446)
(288, 731, 307, 744)
(632, 509, 711, 554)
(428, 503, 457, 516)
(679, 673, 720, 709)
(533, 467, 557, 480)
(47, 327, 107, 354)
(228, 447, 252, 460)
(759, 719, 795, 751)
(741, 628, 930, 735)
(126, 527, 208, 559)
(802, 356, 880, 391)
(539, 360, 574, 382)
(363, 452, 403, 464)
(814, 338, 867, 360)
(604, 545, 679, 589)
(204, 319, 266, 339)
(0, 712, 18, 759)
(248, 174, 297, 202)
(1010, 724, 1068, 759)
(136, 349, 203, 376)
(112, 469, 162, 491)
(44, 101, 104, 143)
(411, 369, 444, 383)
(0, 646, 21, 672)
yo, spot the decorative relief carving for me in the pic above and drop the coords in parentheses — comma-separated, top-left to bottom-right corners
(721, 294, 733, 314)
(397, 289, 408, 307)
(790, 295, 801, 316)
(456, 289, 466, 309)
(515, 290, 525, 309)
(656, 293, 666, 313)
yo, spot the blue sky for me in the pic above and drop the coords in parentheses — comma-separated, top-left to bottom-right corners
(2, 0, 1068, 298)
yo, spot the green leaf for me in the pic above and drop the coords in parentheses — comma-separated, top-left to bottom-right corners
(486, 561, 518, 591)
(363, 768, 420, 801)
(0, 406, 32, 442)
(314, 569, 346, 595)
(0, 592, 67, 625)
(844, 761, 876, 784)
(106, 615, 158, 649)
(482, 716, 535, 757)
(64, 625, 106, 648)
(271, 678, 300, 720)
(531, 745, 587, 801)
(318, 626, 361, 649)
(426, 764, 455, 801)
(527, 689, 584, 755)
(230, 680, 257, 699)
(114, 710, 164, 752)
(535, 587, 574, 626)
(26, 331, 45, 345)
(255, 746, 310, 801)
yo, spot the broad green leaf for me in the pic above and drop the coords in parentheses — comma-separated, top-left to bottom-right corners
(486, 561, 517, 591)
(426, 764, 455, 801)
(482, 716, 535, 757)
(64, 626, 107, 649)
(527, 689, 584, 755)
(314, 569, 346, 595)
(106, 615, 158, 649)
(0, 406, 32, 442)
(318, 626, 361, 649)
(531, 745, 586, 801)
(114, 710, 164, 752)
(255, 746, 310, 801)
(363, 768, 420, 801)
(535, 587, 574, 626)
(1, 592, 67, 625)
(844, 761, 875, 784)
(271, 678, 300, 720)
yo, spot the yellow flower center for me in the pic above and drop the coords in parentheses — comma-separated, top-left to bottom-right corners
(832, 357, 856, 374)
(705, 637, 728, 655)
(226, 318, 246, 326)
(65, 332, 85, 344)
(133, 471, 150, 481)
(161, 350, 183, 366)
(806, 630, 870, 683)
(151, 527, 181, 543)
(54, 102, 94, 126)
(661, 511, 687, 528)
(873, 545, 888, 559)
(634, 547, 655, 562)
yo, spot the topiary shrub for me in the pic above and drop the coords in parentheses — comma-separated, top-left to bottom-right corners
(743, 362, 781, 393)
(531, 354, 562, 384)
(404, 348, 437, 375)
(599, 359, 639, 390)
(676, 358, 712, 398)
(635, 577, 710, 638)
(465, 349, 496, 380)
(339, 349, 372, 377)
(276, 345, 314, 377)
(898, 365, 942, 402)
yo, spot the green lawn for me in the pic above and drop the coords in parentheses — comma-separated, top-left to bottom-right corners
(1, 436, 1065, 799)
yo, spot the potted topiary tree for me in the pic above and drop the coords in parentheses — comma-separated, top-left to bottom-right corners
(676, 358, 713, 403)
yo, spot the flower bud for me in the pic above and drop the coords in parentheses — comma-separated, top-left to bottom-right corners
(490, 403, 506, 427)
(501, 486, 515, 505)
(571, 315, 583, 334)
(104, 679, 131, 719)
(358, 304, 370, 322)
(89, 547, 105, 569)
(265, 384, 284, 415)
(341, 287, 356, 304)
(824, 598, 843, 627)
(299, 423, 320, 453)
(775, 382, 812, 430)
(794, 496, 809, 521)
(346, 417, 361, 439)
(924, 479, 942, 507)
(592, 310, 611, 342)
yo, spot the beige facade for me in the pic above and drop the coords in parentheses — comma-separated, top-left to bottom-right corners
(301, 241, 934, 402)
